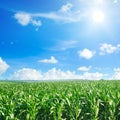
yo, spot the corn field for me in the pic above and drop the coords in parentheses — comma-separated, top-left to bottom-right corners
(0, 80, 120, 120)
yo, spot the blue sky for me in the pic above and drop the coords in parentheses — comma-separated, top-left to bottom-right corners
(0, 0, 120, 80)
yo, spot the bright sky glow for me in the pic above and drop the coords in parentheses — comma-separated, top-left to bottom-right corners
(92, 10, 105, 23)
(0, 0, 120, 80)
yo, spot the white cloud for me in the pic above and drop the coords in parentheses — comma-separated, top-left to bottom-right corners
(99, 43, 120, 55)
(14, 12, 42, 27)
(10, 68, 43, 80)
(94, 67, 110, 71)
(31, 19, 42, 26)
(14, 12, 31, 26)
(51, 40, 79, 51)
(114, 68, 120, 72)
(78, 66, 91, 72)
(14, 3, 82, 27)
(10, 68, 76, 80)
(0, 57, 9, 76)
(81, 72, 106, 80)
(78, 48, 96, 59)
(59, 40, 78, 50)
(39, 56, 58, 64)
(33, 3, 81, 23)
(111, 68, 120, 80)
(10, 67, 105, 80)
(59, 3, 73, 13)
(43, 68, 76, 80)
(32, 10, 81, 23)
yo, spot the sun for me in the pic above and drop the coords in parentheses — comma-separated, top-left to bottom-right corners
(92, 10, 104, 23)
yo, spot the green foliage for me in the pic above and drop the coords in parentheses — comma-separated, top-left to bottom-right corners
(0, 80, 120, 120)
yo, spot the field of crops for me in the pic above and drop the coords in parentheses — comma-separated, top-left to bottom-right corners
(0, 80, 120, 120)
